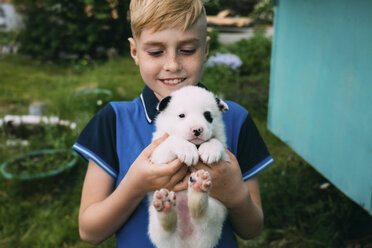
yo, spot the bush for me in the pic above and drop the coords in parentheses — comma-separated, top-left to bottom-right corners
(202, 52, 242, 98)
(251, 0, 274, 24)
(12, 0, 131, 61)
(203, 31, 272, 119)
(0, 31, 18, 45)
(227, 29, 272, 76)
(207, 28, 220, 52)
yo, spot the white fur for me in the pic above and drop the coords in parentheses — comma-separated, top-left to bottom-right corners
(148, 86, 229, 248)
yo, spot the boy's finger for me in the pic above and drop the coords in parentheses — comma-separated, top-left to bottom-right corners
(143, 133, 169, 156)
(224, 148, 235, 157)
(151, 133, 169, 148)
(153, 159, 181, 174)
(172, 174, 189, 192)
(224, 148, 237, 162)
(169, 166, 189, 190)
(193, 161, 211, 171)
(167, 159, 184, 174)
(154, 158, 184, 176)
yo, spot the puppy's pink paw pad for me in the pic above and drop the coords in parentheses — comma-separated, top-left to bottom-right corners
(189, 170, 211, 192)
(153, 188, 176, 212)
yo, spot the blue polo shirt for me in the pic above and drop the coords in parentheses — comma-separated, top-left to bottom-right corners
(73, 84, 273, 248)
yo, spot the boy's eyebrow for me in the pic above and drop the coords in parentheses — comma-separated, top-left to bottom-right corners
(178, 38, 201, 45)
(143, 41, 164, 47)
(143, 38, 201, 47)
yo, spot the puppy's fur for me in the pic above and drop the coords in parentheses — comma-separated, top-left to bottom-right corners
(148, 86, 229, 248)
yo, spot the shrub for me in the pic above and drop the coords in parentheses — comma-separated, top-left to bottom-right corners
(0, 31, 18, 45)
(12, 0, 131, 61)
(207, 28, 220, 52)
(251, 0, 274, 24)
(202, 52, 242, 98)
(227, 30, 272, 76)
(203, 32, 272, 119)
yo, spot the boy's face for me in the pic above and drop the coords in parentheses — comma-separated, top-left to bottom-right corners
(129, 18, 210, 100)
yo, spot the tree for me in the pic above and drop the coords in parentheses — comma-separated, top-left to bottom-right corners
(12, 0, 131, 61)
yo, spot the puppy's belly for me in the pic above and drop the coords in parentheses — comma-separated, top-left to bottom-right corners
(176, 191, 194, 240)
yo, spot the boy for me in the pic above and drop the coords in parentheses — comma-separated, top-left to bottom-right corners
(72, 0, 274, 247)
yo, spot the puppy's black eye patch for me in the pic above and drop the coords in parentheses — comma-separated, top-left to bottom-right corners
(179, 114, 185, 118)
(204, 111, 213, 123)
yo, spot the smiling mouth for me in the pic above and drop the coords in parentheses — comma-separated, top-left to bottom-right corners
(160, 78, 186, 85)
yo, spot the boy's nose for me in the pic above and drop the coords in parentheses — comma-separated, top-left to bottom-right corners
(164, 53, 182, 71)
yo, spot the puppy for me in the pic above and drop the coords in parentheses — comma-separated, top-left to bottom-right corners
(149, 86, 229, 248)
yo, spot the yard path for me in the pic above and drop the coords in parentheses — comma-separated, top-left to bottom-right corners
(217, 26, 273, 44)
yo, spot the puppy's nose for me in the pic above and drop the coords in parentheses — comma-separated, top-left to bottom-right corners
(192, 127, 203, 137)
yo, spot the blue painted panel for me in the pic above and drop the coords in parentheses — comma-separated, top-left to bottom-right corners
(268, 0, 372, 213)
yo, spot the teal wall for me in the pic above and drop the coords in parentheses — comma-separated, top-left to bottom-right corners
(268, 0, 372, 213)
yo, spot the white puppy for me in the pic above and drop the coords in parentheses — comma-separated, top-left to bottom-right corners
(148, 86, 229, 248)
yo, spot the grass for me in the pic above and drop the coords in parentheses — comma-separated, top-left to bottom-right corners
(0, 55, 143, 247)
(0, 54, 371, 248)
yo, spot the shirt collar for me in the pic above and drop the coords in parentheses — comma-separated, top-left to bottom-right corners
(140, 82, 208, 124)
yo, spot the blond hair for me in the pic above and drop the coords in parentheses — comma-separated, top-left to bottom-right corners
(130, 0, 206, 38)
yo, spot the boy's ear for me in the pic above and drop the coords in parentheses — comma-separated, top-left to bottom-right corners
(204, 36, 211, 61)
(128, 38, 139, 65)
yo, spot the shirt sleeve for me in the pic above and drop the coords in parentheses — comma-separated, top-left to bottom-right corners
(237, 115, 274, 180)
(72, 103, 119, 178)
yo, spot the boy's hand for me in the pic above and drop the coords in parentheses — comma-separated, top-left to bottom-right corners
(191, 149, 246, 209)
(172, 170, 191, 192)
(126, 134, 188, 195)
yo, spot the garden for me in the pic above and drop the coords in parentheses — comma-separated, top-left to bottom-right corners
(1, 0, 371, 247)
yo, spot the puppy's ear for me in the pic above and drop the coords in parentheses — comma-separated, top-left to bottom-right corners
(215, 97, 229, 112)
(157, 96, 172, 112)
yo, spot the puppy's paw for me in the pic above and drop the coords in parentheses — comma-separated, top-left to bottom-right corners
(174, 141, 199, 166)
(189, 170, 211, 193)
(153, 189, 176, 212)
(198, 140, 225, 164)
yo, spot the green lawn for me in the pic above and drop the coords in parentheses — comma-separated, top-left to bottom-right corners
(0, 55, 371, 248)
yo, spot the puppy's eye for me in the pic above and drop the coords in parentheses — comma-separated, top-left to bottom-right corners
(179, 114, 185, 118)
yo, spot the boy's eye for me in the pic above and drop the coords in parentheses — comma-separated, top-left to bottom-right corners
(179, 114, 185, 118)
(180, 49, 196, 55)
(148, 50, 163, 56)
